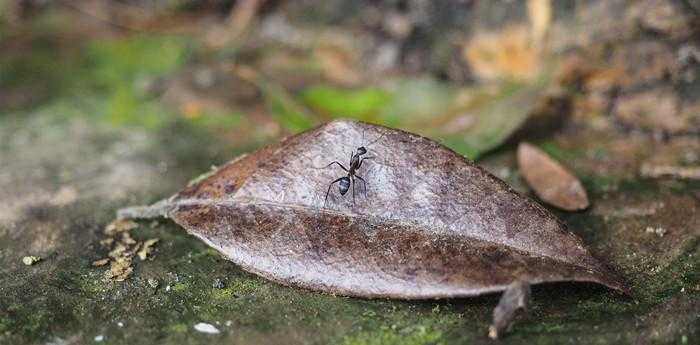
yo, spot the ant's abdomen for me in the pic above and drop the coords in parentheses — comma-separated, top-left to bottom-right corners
(339, 177, 351, 195)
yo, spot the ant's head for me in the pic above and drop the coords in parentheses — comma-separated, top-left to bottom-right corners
(357, 147, 367, 155)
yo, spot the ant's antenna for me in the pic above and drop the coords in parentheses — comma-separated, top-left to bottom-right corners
(360, 126, 366, 149)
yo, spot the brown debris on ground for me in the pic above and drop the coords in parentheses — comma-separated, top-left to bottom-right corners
(137, 239, 160, 261)
(640, 137, 700, 180)
(98, 219, 159, 281)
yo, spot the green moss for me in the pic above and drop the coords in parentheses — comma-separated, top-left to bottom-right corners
(210, 287, 237, 301)
(76, 271, 110, 295)
(342, 324, 444, 345)
(581, 175, 619, 193)
(0, 317, 11, 334)
(636, 238, 699, 302)
(226, 278, 264, 296)
(206, 277, 265, 302)
(165, 323, 189, 333)
(519, 322, 566, 333)
(172, 282, 191, 293)
(188, 248, 221, 261)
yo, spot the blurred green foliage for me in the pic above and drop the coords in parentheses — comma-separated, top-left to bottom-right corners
(85, 35, 189, 88)
(84, 35, 191, 128)
(2, 10, 545, 159)
(302, 85, 392, 121)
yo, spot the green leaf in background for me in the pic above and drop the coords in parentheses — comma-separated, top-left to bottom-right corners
(186, 111, 243, 132)
(439, 83, 542, 160)
(301, 85, 392, 121)
(234, 66, 317, 133)
(86, 35, 190, 87)
(103, 85, 168, 129)
(298, 76, 544, 160)
(79, 34, 191, 128)
(259, 78, 317, 133)
(378, 77, 456, 126)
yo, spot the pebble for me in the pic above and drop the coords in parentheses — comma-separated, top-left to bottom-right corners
(22, 256, 41, 266)
(193, 322, 220, 334)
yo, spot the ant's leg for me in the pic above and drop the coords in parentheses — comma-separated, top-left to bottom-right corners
(324, 161, 348, 172)
(324, 177, 345, 208)
(351, 176, 356, 207)
(357, 156, 374, 169)
(355, 175, 368, 198)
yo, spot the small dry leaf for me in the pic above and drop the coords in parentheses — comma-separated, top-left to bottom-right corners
(137, 239, 159, 261)
(127, 243, 142, 257)
(104, 219, 138, 236)
(108, 243, 128, 259)
(120, 231, 137, 245)
(97, 217, 149, 281)
(517, 142, 590, 211)
(106, 256, 133, 281)
(489, 280, 531, 339)
(119, 120, 626, 298)
(99, 238, 114, 247)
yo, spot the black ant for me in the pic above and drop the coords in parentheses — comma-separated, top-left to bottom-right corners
(323, 131, 384, 208)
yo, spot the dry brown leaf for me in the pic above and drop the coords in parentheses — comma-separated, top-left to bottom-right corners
(118, 120, 626, 299)
(518, 142, 589, 211)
